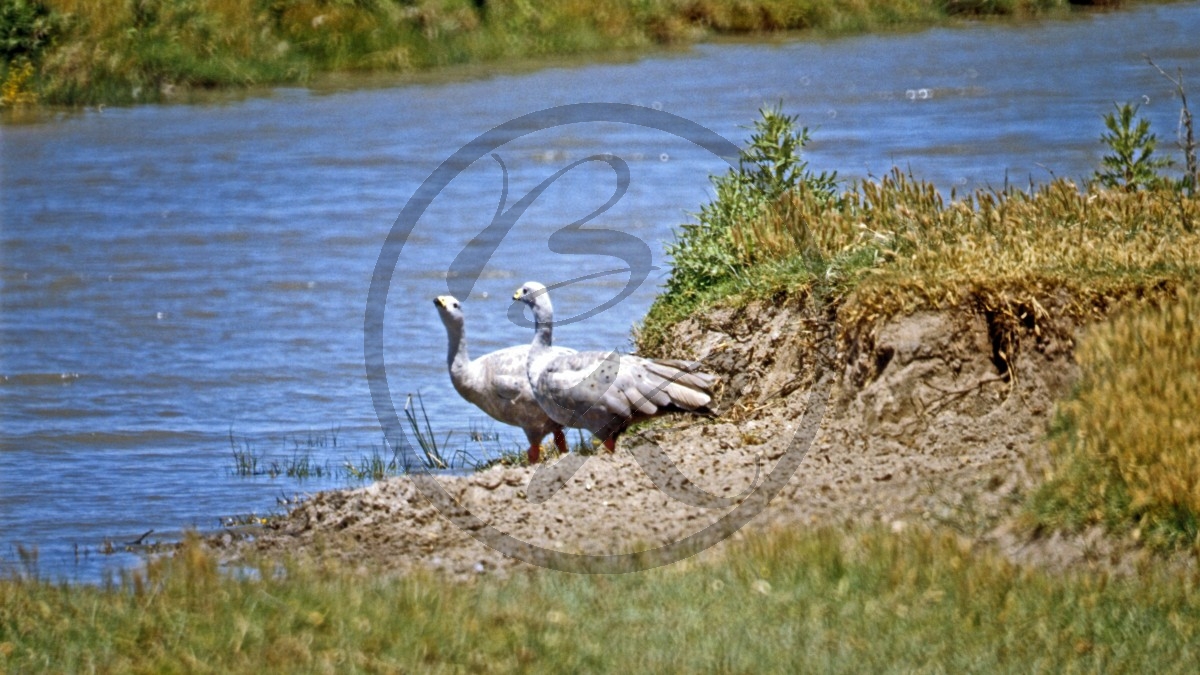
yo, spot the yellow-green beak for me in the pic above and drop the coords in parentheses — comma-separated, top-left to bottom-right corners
(512, 289, 523, 301)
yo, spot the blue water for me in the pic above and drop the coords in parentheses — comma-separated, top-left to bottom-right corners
(2, 1, 1198, 581)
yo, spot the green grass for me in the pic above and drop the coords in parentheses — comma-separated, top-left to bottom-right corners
(1, 0, 1085, 107)
(229, 428, 342, 480)
(471, 428, 600, 470)
(3, 525, 1200, 672)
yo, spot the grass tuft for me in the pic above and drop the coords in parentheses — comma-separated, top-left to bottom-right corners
(1028, 290, 1200, 549)
(402, 391, 453, 470)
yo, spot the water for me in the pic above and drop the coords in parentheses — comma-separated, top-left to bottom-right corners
(2, 2, 1198, 581)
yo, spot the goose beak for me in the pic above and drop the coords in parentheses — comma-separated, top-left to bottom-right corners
(434, 296, 448, 308)
(512, 288, 523, 301)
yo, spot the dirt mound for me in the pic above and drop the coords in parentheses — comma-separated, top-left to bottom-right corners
(229, 297, 1103, 577)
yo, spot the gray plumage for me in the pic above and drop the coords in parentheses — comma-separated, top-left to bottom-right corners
(434, 295, 573, 462)
(512, 281, 718, 450)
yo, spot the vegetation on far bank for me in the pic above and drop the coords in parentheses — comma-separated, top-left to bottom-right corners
(1, 0, 1103, 107)
(4, 525, 1200, 672)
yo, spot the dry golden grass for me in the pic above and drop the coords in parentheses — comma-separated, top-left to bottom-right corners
(643, 165, 1200, 354)
(845, 174, 1198, 326)
(714, 169, 1200, 339)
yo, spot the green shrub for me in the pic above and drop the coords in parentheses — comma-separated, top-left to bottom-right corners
(663, 104, 839, 303)
(0, 0, 57, 64)
(1094, 102, 1174, 192)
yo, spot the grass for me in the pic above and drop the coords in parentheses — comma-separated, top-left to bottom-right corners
(1028, 290, 1200, 549)
(340, 442, 407, 481)
(228, 428, 339, 480)
(0, 0, 1087, 107)
(638, 108, 1200, 355)
(225, 395, 594, 480)
(3, 524, 1200, 672)
(473, 428, 600, 470)
(403, 392, 453, 470)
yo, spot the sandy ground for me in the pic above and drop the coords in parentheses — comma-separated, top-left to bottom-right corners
(223, 297, 1157, 577)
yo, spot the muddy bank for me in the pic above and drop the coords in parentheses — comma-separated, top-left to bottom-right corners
(227, 296, 1127, 577)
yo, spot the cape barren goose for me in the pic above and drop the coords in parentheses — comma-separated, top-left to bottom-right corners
(434, 295, 574, 463)
(511, 282, 717, 451)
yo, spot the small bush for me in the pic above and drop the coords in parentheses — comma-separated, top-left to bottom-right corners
(1094, 102, 1173, 192)
(661, 104, 839, 304)
(0, 0, 56, 63)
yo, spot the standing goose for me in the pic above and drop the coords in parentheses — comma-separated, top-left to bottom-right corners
(434, 295, 573, 463)
(512, 281, 717, 451)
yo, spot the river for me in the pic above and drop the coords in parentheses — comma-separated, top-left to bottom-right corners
(2, 1, 1198, 581)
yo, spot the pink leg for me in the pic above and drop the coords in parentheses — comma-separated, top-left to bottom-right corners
(527, 443, 541, 464)
(553, 429, 569, 456)
(603, 437, 616, 453)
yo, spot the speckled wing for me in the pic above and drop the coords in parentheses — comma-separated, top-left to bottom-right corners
(489, 374, 524, 401)
(534, 351, 716, 436)
(480, 345, 531, 402)
(532, 351, 618, 427)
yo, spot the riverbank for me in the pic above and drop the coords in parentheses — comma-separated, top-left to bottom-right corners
(3, 0, 1107, 107)
(230, 152, 1199, 577)
(5, 59, 1200, 674)
(5, 172, 1199, 669)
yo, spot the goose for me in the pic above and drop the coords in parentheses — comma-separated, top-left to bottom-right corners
(511, 281, 717, 451)
(434, 295, 573, 463)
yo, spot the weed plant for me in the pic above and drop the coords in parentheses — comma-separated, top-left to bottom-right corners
(4, 525, 1200, 672)
(3, 0, 1078, 106)
(1095, 102, 1175, 192)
